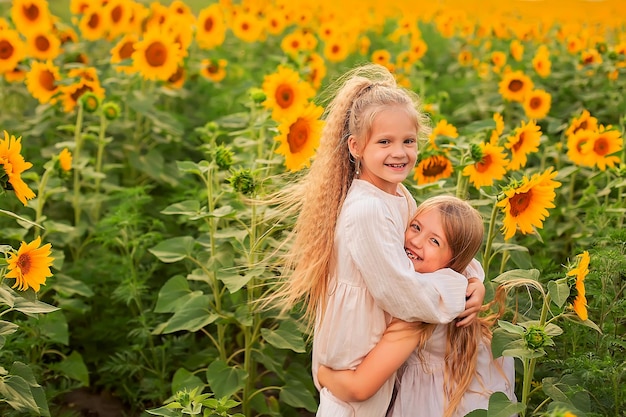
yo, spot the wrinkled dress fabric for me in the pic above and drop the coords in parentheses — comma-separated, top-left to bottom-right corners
(387, 324, 517, 417)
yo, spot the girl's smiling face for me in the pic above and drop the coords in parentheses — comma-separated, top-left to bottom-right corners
(349, 105, 418, 195)
(404, 208, 453, 273)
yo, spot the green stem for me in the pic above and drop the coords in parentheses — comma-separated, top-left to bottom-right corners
(482, 200, 499, 278)
(34, 167, 53, 238)
(72, 104, 85, 227)
(93, 111, 108, 221)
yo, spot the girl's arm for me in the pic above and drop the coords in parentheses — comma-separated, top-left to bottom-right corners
(317, 320, 419, 402)
(456, 277, 486, 327)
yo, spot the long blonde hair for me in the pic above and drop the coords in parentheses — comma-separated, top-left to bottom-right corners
(268, 63, 430, 325)
(409, 196, 507, 417)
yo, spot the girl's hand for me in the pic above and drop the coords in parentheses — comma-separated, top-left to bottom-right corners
(456, 277, 485, 327)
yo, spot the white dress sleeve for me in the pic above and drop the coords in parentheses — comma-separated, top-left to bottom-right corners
(463, 258, 485, 282)
(345, 196, 468, 323)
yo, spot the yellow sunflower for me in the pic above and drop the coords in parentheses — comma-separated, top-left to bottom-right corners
(265, 7, 287, 36)
(0, 131, 36, 206)
(5, 236, 54, 292)
(26, 31, 61, 61)
(200, 58, 227, 82)
(59, 148, 72, 172)
(509, 39, 524, 62)
(231, 10, 264, 43)
(0, 29, 26, 74)
(103, 0, 133, 40)
(580, 126, 623, 171)
(566, 129, 596, 167)
(497, 168, 561, 240)
(195, 4, 227, 50)
(565, 110, 598, 139)
(69, 0, 90, 15)
(11, 0, 52, 35)
(274, 103, 325, 172)
(281, 31, 307, 57)
(166, 65, 185, 89)
(580, 48, 602, 66)
(110, 33, 138, 74)
(429, 119, 458, 146)
(566, 251, 590, 321)
(25, 60, 60, 104)
(523, 89, 551, 120)
(457, 50, 473, 66)
(414, 154, 454, 185)
(408, 37, 428, 62)
(131, 28, 182, 81)
(60, 78, 106, 114)
(323, 35, 351, 63)
(303, 52, 326, 90)
(79, 4, 109, 41)
(262, 65, 315, 122)
(491, 51, 507, 69)
(505, 119, 542, 170)
(371, 49, 391, 66)
(462, 141, 509, 188)
(532, 46, 551, 78)
(3, 63, 27, 83)
(498, 70, 534, 102)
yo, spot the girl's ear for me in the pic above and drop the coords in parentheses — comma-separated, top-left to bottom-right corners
(348, 135, 360, 158)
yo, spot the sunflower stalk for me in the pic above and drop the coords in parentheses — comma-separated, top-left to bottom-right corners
(93, 110, 109, 221)
(482, 199, 500, 278)
(72, 103, 85, 228)
(34, 164, 54, 239)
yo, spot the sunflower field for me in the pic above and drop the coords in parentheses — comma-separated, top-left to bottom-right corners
(0, 0, 624, 416)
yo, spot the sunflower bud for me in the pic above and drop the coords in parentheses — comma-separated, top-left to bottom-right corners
(204, 121, 219, 133)
(80, 92, 100, 113)
(58, 148, 72, 172)
(213, 145, 233, 170)
(248, 87, 267, 104)
(524, 325, 552, 351)
(469, 143, 483, 162)
(102, 102, 121, 121)
(228, 168, 256, 195)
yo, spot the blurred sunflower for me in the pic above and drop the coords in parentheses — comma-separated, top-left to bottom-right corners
(59, 148, 72, 172)
(429, 119, 458, 146)
(25, 60, 60, 104)
(408, 37, 427, 62)
(0, 29, 26, 74)
(275, 103, 324, 171)
(303, 52, 326, 90)
(132, 28, 182, 81)
(509, 39, 524, 61)
(323, 35, 350, 63)
(231, 11, 264, 43)
(566, 129, 596, 167)
(11, 0, 52, 35)
(523, 89, 551, 120)
(0, 130, 36, 206)
(414, 153, 454, 185)
(5, 236, 53, 292)
(3, 63, 27, 83)
(462, 141, 509, 188)
(505, 119, 541, 170)
(69, 0, 90, 15)
(371, 49, 391, 66)
(110, 33, 138, 74)
(195, 4, 227, 49)
(60, 74, 105, 113)
(281, 31, 307, 57)
(497, 168, 561, 240)
(532, 46, 551, 78)
(200, 58, 227, 82)
(580, 48, 602, 66)
(166, 65, 185, 89)
(565, 109, 598, 139)
(566, 251, 590, 321)
(26, 31, 61, 61)
(457, 50, 472, 66)
(580, 126, 623, 171)
(163, 16, 193, 58)
(265, 7, 287, 36)
(103, 0, 133, 40)
(498, 70, 534, 102)
(490, 51, 507, 70)
(79, 3, 109, 41)
(262, 65, 315, 122)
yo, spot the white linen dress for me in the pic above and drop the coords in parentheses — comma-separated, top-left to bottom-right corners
(313, 180, 483, 417)
(387, 324, 517, 417)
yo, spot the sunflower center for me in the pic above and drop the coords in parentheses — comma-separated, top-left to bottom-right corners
(512, 132, 525, 152)
(168, 66, 184, 83)
(476, 154, 492, 173)
(575, 138, 587, 152)
(593, 138, 608, 155)
(111, 5, 122, 23)
(332, 45, 340, 54)
(508, 79, 523, 92)
(88, 13, 100, 29)
(0, 40, 14, 59)
(145, 42, 167, 67)
(71, 83, 93, 102)
(17, 253, 32, 275)
(204, 17, 214, 31)
(119, 41, 135, 59)
(207, 62, 218, 74)
(529, 97, 542, 110)
(241, 22, 250, 31)
(39, 69, 56, 91)
(509, 190, 533, 217)
(423, 157, 447, 177)
(35, 35, 50, 52)
(23, 4, 40, 21)
(275, 84, 294, 109)
(287, 118, 309, 153)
